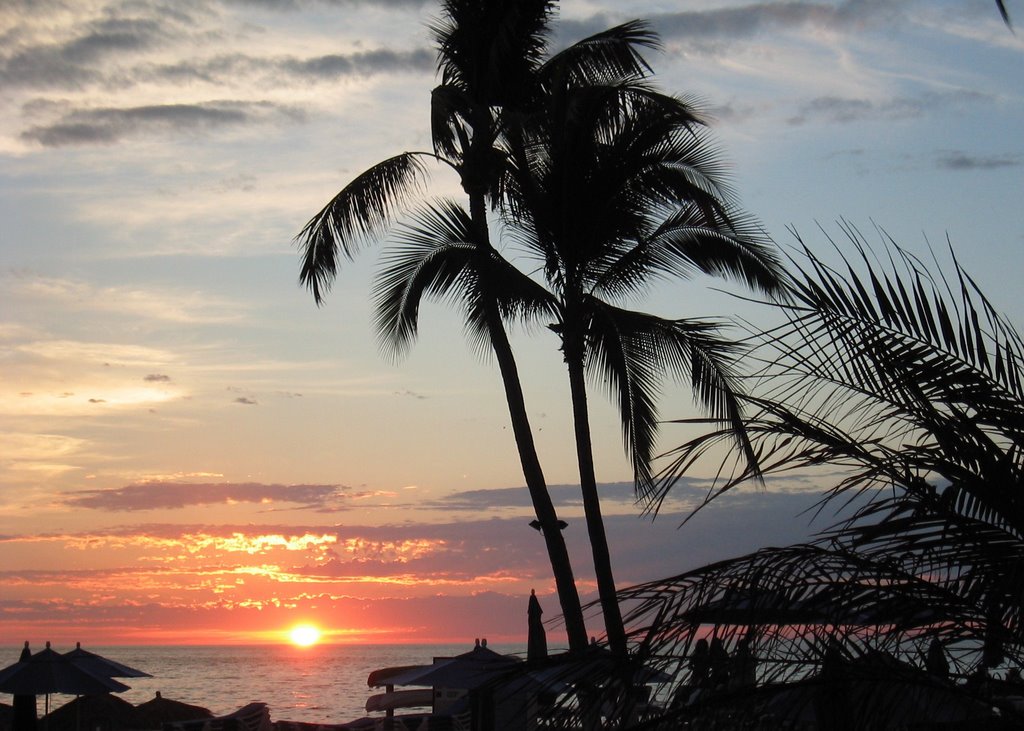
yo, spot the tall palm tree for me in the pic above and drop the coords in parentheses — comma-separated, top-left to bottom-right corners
(298, 1, 663, 654)
(500, 56, 788, 656)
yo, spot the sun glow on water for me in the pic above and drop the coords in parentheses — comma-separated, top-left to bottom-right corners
(288, 624, 321, 647)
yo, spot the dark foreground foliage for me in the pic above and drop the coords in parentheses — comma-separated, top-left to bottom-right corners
(522, 225, 1023, 729)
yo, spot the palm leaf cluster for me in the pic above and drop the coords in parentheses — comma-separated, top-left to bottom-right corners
(568, 224, 1024, 728)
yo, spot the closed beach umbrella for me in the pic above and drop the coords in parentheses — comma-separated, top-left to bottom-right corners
(527, 590, 547, 663)
(63, 644, 150, 680)
(12, 641, 37, 731)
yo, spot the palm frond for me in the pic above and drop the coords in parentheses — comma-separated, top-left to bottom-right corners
(586, 301, 753, 495)
(373, 199, 478, 360)
(599, 206, 785, 302)
(997, 0, 1012, 28)
(297, 153, 431, 304)
(541, 19, 659, 87)
(630, 227, 1024, 728)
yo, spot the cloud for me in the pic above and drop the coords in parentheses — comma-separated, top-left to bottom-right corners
(787, 89, 992, 125)
(20, 101, 305, 147)
(126, 48, 432, 88)
(6, 273, 247, 325)
(63, 482, 352, 512)
(0, 16, 171, 89)
(278, 48, 432, 79)
(431, 482, 642, 511)
(936, 150, 1022, 170)
(561, 1, 902, 48)
(2, 1, 429, 95)
(222, 0, 431, 9)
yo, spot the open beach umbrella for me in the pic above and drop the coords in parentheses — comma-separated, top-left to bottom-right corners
(63, 644, 151, 680)
(0, 643, 130, 717)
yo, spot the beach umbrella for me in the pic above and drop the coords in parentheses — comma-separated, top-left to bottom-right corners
(41, 693, 140, 731)
(388, 640, 521, 691)
(527, 590, 547, 663)
(133, 692, 213, 729)
(63, 644, 150, 680)
(0, 643, 130, 717)
(12, 641, 37, 731)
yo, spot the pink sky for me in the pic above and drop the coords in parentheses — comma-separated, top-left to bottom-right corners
(0, 478, 832, 645)
(2, 0, 1019, 646)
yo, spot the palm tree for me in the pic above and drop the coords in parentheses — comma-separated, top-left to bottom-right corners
(612, 224, 1024, 727)
(499, 53, 788, 656)
(297, 1, 664, 654)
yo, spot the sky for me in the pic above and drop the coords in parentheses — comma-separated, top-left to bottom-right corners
(0, 0, 1021, 648)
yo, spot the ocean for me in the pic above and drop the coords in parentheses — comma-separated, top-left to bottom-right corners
(3, 643, 527, 725)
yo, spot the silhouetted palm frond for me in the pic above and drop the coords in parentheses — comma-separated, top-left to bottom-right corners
(612, 226, 1024, 728)
(297, 153, 432, 304)
(997, 0, 1012, 28)
(542, 20, 659, 87)
(373, 200, 479, 359)
(585, 303, 749, 491)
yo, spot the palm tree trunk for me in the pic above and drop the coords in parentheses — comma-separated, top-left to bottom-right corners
(466, 191, 589, 653)
(490, 312, 590, 653)
(564, 331, 628, 657)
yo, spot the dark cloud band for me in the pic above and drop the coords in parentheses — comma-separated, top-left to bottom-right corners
(65, 482, 350, 511)
(20, 100, 304, 147)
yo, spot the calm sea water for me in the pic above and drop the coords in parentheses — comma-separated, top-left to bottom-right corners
(3, 643, 526, 725)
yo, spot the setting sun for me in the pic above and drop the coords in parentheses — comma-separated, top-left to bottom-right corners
(289, 624, 322, 647)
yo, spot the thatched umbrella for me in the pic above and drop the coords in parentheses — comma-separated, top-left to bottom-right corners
(133, 693, 212, 730)
(41, 694, 140, 731)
